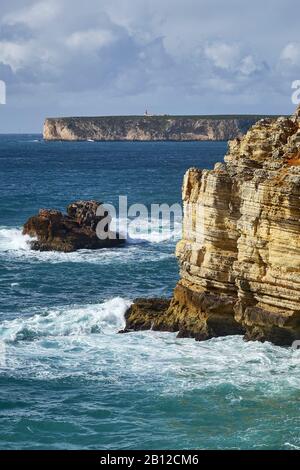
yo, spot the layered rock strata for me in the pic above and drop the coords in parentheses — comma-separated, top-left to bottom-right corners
(23, 200, 124, 252)
(43, 115, 277, 141)
(126, 109, 300, 346)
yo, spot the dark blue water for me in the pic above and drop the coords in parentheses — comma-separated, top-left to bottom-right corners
(0, 135, 299, 450)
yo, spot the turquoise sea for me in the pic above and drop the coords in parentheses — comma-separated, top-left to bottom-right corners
(0, 135, 300, 450)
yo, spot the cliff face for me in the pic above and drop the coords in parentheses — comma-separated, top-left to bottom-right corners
(43, 115, 275, 141)
(169, 110, 300, 345)
(125, 109, 300, 346)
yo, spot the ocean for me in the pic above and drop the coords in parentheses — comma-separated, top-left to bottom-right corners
(0, 135, 299, 450)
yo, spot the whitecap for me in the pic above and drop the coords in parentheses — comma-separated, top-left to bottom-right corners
(284, 442, 300, 449)
(0, 225, 176, 265)
(115, 216, 182, 244)
(0, 297, 130, 344)
(0, 227, 31, 252)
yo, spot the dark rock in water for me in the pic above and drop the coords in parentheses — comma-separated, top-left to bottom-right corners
(122, 294, 244, 341)
(119, 298, 172, 333)
(67, 200, 101, 230)
(166, 283, 245, 341)
(23, 200, 124, 252)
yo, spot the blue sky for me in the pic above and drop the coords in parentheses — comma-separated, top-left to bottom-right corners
(0, 0, 299, 132)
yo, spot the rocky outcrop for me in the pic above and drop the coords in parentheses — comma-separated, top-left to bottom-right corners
(23, 200, 124, 252)
(122, 296, 244, 340)
(43, 115, 278, 141)
(126, 108, 300, 346)
(120, 299, 171, 333)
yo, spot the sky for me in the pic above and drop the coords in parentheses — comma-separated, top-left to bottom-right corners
(0, 0, 300, 132)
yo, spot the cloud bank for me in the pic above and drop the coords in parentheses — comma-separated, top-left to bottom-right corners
(0, 0, 299, 131)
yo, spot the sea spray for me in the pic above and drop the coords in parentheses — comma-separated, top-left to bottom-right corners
(0, 227, 31, 252)
(0, 297, 131, 344)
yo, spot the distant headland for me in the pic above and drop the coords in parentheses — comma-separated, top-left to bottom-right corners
(43, 114, 280, 141)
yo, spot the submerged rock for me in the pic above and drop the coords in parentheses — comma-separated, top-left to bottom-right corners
(23, 200, 124, 252)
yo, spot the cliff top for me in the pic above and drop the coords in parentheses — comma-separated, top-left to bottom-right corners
(45, 114, 282, 122)
(224, 114, 300, 173)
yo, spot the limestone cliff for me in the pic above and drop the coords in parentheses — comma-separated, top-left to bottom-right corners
(43, 115, 276, 141)
(125, 108, 300, 346)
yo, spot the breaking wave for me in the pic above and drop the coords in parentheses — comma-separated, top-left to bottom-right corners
(0, 227, 31, 252)
(0, 223, 179, 265)
(0, 297, 130, 344)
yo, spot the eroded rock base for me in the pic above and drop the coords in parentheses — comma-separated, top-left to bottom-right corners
(123, 283, 245, 342)
(124, 287, 300, 346)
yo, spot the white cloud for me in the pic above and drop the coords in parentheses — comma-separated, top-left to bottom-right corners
(204, 44, 261, 76)
(66, 29, 115, 51)
(280, 43, 300, 65)
(0, 40, 33, 71)
(3, 1, 60, 29)
(239, 55, 258, 75)
(204, 43, 240, 69)
(0, 0, 299, 132)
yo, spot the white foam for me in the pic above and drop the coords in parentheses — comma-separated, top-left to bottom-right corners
(0, 225, 176, 265)
(116, 216, 182, 244)
(0, 227, 31, 252)
(0, 297, 130, 344)
(2, 305, 300, 401)
(284, 442, 300, 449)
